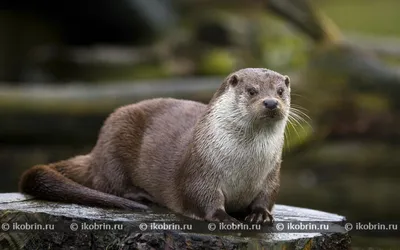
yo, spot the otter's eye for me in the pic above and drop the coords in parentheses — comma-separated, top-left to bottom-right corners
(277, 87, 284, 97)
(247, 87, 258, 96)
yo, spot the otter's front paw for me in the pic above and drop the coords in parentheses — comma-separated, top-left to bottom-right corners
(244, 207, 274, 224)
(205, 208, 241, 224)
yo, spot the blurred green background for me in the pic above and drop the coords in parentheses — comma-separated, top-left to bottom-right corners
(1, 0, 399, 248)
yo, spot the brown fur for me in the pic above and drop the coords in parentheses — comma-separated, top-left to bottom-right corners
(19, 68, 290, 224)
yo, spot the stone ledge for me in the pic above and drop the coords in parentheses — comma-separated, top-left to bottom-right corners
(0, 193, 350, 249)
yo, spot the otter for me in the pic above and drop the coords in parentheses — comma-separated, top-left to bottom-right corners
(19, 68, 291, 224)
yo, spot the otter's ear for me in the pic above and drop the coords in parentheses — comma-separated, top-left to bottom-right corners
(284, 75, 290, 88)
(228, 74, 239, 87)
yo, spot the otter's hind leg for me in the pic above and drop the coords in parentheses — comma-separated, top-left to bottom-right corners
(20, 156, 149, 211)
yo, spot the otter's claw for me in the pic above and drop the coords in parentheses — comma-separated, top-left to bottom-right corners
(245, 207, 274, 225)
(206, 208, 241, 224)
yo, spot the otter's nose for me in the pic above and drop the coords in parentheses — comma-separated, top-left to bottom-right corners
(263, 99, 278, 110)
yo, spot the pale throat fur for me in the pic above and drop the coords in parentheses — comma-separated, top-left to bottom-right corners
(193, 87, 288, 211)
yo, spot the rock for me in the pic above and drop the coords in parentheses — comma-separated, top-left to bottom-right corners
(0, 193, 350, 249)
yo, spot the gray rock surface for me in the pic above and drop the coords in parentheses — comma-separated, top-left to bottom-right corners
(0, 193, 350, 249)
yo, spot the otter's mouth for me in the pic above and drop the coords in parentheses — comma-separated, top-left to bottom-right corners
(260, 111, 284, 121)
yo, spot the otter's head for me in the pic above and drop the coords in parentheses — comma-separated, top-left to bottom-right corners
(212, 68, 291, 126)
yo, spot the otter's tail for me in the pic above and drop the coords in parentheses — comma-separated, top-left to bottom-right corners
(19, 156, 148, 211)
